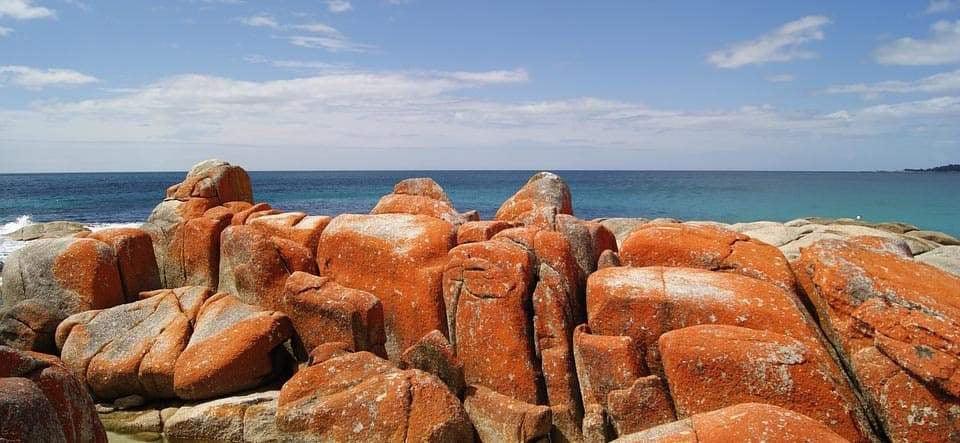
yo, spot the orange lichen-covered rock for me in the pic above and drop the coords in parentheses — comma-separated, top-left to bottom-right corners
(143, 159, 253, 288)
(795, 237, 960, 441)
(0, 346, 107, 443)
(81, 228, 160, 302)
(218, 225, 317, 310)
(173, 292, 294, 400)
(620, 223, 796, 293)
(165, 159, 253, 203)
(463, 385, 552, 443)
(282, 271, 386, 358)
(247, 212, 330, 255)
(456, 220, 518, 245)
(658, 325, 869, 442)
(573, 325, 675, 440)
(615, 403, 849, 443)
(442, 239, 541, 403)
(586, 266, 822, 373)
(56, 287, 212, 399)
(557, 214, 619, 281)
(1, 236, 124, 352)
(372, 177, 475, 225)
(495, 171, 573, 222)
(316, 213, 455, 361)
(276, 351, 474, 442)
(444, 227, 583, 442)
(400, 330, 464, 396)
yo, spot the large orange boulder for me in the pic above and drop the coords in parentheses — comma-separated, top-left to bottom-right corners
(0, 346, 107, 443)
(795, 237, 960, 441)
(0, 236, 125, 352)
(587, 266, 822, 373)
(316, 213, 455, 361)
(658, 325, 868, 442)
(615, 403, 849, 443)
(282, 271, 386, 358)
(174, 292, 294, 400)
(218, 224, 317, 310)
(495, 171, 573, 222)
(142, 159, 253, 288)
(463, 385, 552, 442)
(372, 177, 476, 226)
(276, 351, 474, 442)
(620, 223, 797, 294)
(246, 211, 330, 254)
(443, 227, 583, 441)
(81, 228, 160, 302)
(56, 287, 292, 401)
(456, 220, 518, 245)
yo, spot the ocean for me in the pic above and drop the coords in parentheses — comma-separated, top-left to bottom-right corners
(2, 170, 958, 260)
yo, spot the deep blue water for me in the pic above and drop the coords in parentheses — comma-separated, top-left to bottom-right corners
(0, 171, 957, 236)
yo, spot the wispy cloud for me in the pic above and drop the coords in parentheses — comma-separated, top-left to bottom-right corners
(765, 74, 795, 83)
(874, 20, 960, 65)
(708, 15, 831, 69)
(239, 14, 373, 53)
(925, 0, 960, 14)
(824, 69, 960, 98)
(0, 0, 54, 20)
(326, 0, 352, 13)
(243, 55, 349, 71)
(0, 65, 98, 89)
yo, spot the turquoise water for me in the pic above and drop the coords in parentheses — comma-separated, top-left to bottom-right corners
(0, 171, 957, 236)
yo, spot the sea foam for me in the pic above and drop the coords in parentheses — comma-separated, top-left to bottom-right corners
(0, 215, 142, 264)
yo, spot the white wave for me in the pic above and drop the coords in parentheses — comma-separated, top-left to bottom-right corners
(0, 216, 143, 264)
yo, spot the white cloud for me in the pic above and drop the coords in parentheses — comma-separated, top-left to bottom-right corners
(326, 0, 352, 13)
(874, 20, 960, 65)
(824, 69, 960, 98)
(243, 55, 348, 71)
(925, 0, 959, 14)
(3, 66, 956, 170)
(0, 26, 12, 36)
(708, 15, 830, 69)
(240, 14, 279, 29)
(0, 0, 54, 20)
(0, 66, 98, 89)
(239, 15, 372, 53)
(765, 74, 795, 83)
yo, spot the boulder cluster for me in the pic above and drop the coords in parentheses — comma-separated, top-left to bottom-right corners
(2, 159, 959, 443)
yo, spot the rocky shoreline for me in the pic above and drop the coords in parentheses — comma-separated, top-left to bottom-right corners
(2, 159, 959, 442)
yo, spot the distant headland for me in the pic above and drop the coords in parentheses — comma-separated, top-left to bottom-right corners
(904, 164, 960, 172)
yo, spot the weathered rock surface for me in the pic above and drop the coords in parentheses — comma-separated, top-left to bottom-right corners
(400, 329, 464, 396)
(456, 220, 518, 245)
(620, 223, 797, 294)
(463, 385, 552, 443)
(316, 213, 455, 361)
(56, 287, 292, 401)
(142, 159, 253, 288)
(276, 351, 474, 442)
(6, 220, 89, 241)
(443, 227, 584, 441)
(0, 345, 107, 442)
(614, 403, 849, 443)
(496, 171, 573, 222)
(795, 237, 960, 441)
(372, 177, 476, 226)
(905, 229, 960, 246)
(81, 228, 161, 302)
(164, 390, 280, 442)
(915, 245, 960, 277)
(282, 271, 386, 358)
(659, 325, 867, 442)
(218, 224, 317, 311)
(1, 236, 125, 352)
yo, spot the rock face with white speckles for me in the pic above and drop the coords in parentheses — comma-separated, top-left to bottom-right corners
(316, 213, 456, 362)
(372, 177, 477, 226)
(620, 222, 798, 295)
(276, 350, 474, 442)
(443, 226, 584, 442)
(796, 236, 960, 442)
(614, 402, 849, 443)
(55, 287, 293, 401)
(0, 345, 107, 443)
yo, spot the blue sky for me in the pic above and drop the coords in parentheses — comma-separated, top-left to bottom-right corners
(1, 0, 959, 171)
